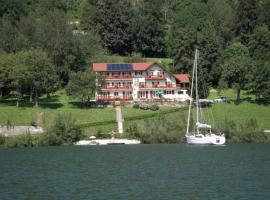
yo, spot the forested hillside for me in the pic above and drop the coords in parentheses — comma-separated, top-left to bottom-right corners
(0, 0, 269, 105)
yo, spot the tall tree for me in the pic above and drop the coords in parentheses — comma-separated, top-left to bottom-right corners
(25, 49, 58, 107)
(247, 61, 270, 100)
(0, 53, 13, 100)
(248, 25, 270, 61)
(80, 0, 98, 30)
(94, 0, 134, 55)
(207, 0, 235, 47)
(10, 52, 30, 107)
(220, 43, 251, 102)
(132, 0, 166, 57)
(167, 2, 220, 89)
(235, 0, 258, 44)
(66, 69, 98, 105)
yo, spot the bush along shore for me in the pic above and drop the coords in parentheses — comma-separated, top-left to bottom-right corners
(0, 114, 83, 148)
(123, 113, 269, 144)
(0, 109, 269, 148)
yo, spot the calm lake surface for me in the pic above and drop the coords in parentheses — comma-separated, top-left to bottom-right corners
(0, 144, 269, 200)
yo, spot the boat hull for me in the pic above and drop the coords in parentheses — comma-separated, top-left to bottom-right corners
(186, 134, 226, 145)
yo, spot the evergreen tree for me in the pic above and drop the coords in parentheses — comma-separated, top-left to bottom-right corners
(235, 0, 258, 44)
(94, 0, 134, 55)
(132, 0, 166, 57)
(248, 26, 270, 61)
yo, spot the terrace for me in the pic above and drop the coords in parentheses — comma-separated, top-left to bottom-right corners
(101, 85, 132, 90)
(139, 84, 181, 89)
(104, 75, 133, 80)
(145, 75, 166, 80)
(97, 96, 133, 101)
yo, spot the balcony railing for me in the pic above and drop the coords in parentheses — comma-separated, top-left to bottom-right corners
(101, 85, 132, 90)
(97, 96, 133, 101)
(139, 84, 181, 89)
(145, 75, 166, 80)
(104, 75, 132, 79)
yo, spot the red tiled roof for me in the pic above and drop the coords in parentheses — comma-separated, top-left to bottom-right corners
(92, 63, 154, 72)
(92, 63, 107, 71)
(173, 74, 190, 83)
(133, 63, 154, 70)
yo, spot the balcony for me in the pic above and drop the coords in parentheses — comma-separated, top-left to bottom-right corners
(145, 75, 166, 80)
(101, 85, 132, 90)
(97, 96, 133, 101)
(139, 84, 181, 89)
(104, 75, 132, 80)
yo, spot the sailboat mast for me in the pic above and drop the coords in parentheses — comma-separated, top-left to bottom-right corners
(186, 50, 196, 135)
(195, 49, 199, 134)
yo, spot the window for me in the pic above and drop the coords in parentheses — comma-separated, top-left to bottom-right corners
(114, 92, 118, 97)
(178, 91, 184, 94)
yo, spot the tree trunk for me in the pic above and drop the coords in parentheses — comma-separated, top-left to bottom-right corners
(35, 90, 38, 107)
(0, 88, 2, 101)
(236, 88, 241, 103)
(16, 85, 22, 107)
(16, 99, 19, 107)
(30, 86, 33, 102)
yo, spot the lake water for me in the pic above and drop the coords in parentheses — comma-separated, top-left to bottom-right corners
(0, 144, 269, 200)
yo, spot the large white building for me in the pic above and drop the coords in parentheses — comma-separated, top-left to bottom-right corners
(93, 62, 190, 101)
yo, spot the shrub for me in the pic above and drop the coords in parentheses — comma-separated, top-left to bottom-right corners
(4, 132, 37, 148)
(149, 104, 159, 111)
(40, 114, 83, 146)
(139, 104, 149, 110)
(126, 114, 186, 143)
(217, 118, 266, 143)
(0, 135, 5, 145)
(133, 103, 140, 109)
(30, 120, 38, 127)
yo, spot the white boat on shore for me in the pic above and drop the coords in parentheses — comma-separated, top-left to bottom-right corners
(185, 49, 226, 145)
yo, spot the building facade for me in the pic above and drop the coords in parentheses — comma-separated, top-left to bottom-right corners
(93, 63, 190, 101)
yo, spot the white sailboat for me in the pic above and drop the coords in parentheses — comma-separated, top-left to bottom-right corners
(185, 49, 226, 145)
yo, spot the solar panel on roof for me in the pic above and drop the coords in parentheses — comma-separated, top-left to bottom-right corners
(107, 64, 133, 71)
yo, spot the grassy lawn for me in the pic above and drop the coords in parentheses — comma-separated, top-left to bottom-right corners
(161, 102, 270, 130)
(0, 89, 269, 137)
(0, 91, 177, 127)
(210, 102, 270, 129)
(208, 88, 255, 100)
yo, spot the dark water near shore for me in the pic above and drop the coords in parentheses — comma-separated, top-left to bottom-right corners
(0, 144, 269, 200)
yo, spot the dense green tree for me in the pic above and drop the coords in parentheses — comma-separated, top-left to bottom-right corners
(248, 26, 270, 61)
(66, 69, 98, 105)
(0, 0, 28, 23)
(34, 10, 73, 83)
(167, 2, 220, 93)
(132, 0, 166, 57)
(207, 0, 235, 47)
(80, 0, 98, 30)
(10, 52, 30, 107)
(25, 49, 58, 107)
(0, 19, 18, 53)
(220, 43, 251, 102)
(257, 0, 270, 28)
(247, 61, 270, 100)
(235, 0, 258, 44)
(94, 0, 134, 55)
(0, 53, 13, 99)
